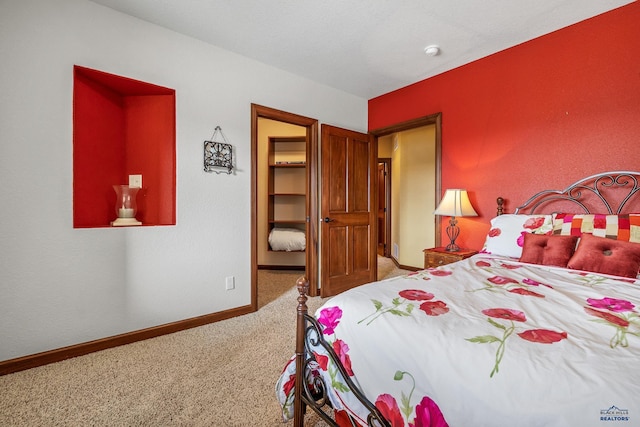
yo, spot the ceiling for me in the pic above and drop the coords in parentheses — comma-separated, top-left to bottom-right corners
(89, 0, 633, 99)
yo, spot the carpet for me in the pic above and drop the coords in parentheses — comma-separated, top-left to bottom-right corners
(0, 258, 408, 426)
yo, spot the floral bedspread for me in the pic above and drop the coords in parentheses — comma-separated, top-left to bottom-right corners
(276, 254, 640, 426)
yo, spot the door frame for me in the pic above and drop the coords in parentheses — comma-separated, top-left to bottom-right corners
(377, 158, 392, 257)
(370, 113, 443, 249)
(251, 104, 319, 310)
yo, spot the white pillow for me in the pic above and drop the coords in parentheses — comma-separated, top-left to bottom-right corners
(268, 227, 306, 252)
(482, 214, 553, 258)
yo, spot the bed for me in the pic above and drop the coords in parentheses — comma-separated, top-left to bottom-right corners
(276, 171, 640, 427)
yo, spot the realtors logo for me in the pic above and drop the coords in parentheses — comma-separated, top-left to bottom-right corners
(600, 405, 629, 422)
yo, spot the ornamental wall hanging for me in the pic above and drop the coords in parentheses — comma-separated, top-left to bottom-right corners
(204, 126, 233, 174)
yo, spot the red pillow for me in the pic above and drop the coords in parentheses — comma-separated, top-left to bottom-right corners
(567, 233, 640, 278)
(519, 233, 579, 267)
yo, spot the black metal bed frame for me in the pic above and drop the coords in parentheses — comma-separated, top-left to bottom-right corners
(294, 277, 390, 427)
(513, 171, 640, 214)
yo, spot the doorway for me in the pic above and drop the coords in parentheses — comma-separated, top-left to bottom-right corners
(251, 108, 441, 306)
(371, 113, 442, 270)
(251, 104, 318, 310)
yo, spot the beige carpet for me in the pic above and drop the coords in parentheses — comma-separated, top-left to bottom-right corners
(0, 258, 409, 426)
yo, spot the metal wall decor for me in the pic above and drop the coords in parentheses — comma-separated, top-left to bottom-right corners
(204, 126, 233, 174)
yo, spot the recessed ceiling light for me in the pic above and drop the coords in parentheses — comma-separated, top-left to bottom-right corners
(424, 45, 440, 57)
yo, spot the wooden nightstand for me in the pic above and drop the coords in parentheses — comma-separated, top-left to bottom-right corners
(423, 247, 478, 269)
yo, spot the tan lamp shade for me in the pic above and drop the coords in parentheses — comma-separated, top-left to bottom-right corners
(434, 189, 477, 251)
(434, 189, 478, 217)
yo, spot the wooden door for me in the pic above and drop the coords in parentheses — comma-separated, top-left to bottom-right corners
(320, 125, 377, 297)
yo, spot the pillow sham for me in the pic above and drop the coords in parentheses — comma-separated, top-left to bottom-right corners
(483, 214, 553, 258)
(519, 233, 579, 267)
(567, 233, 640, 278)
(552, 213, 640, 242)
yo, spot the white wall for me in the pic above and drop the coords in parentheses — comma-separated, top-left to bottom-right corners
(0, 0, 367, 361)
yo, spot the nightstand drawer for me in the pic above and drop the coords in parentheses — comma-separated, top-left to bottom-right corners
(423, 247, 478, 269)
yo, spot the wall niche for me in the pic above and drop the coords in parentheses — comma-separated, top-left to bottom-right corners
(73, 65, 176, 228)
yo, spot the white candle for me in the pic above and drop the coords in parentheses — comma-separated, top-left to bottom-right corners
(118, 208, 135, 218)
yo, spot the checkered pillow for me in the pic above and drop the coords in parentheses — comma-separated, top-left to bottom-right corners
(552, 213, 640, 243)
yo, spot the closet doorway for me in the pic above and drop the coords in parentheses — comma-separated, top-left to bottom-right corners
(250, 104, 318, 311)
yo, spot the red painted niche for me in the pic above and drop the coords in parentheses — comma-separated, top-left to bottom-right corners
(73, 65, 176, 228)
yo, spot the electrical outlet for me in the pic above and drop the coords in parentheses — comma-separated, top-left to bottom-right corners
(225, 276, 235, 290)
(129, 174, 142, 188)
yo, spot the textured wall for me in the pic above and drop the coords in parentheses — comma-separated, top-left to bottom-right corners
(0, 0, 366, 361)
(369, 2, 640, 250)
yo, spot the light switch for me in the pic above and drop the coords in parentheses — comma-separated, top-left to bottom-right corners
(129, 174, 142, 188)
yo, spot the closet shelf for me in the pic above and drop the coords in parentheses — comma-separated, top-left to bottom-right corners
(266, 136, 307, 258)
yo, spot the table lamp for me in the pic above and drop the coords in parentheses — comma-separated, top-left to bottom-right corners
(434, 189, 477, 251)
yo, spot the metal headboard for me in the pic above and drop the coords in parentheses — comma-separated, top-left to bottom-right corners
(513, 171, 640, 215)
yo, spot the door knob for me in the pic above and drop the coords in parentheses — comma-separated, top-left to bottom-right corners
(323, 217, 334, 223)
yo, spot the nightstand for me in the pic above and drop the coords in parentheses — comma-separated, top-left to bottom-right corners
(423, 247, 478, 269)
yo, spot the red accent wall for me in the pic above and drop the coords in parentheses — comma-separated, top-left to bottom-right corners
(73, 71, 127, 227)
(73, 66, 176, 227)
(124, 95, 176, 225)
(368, 2, 640, 250)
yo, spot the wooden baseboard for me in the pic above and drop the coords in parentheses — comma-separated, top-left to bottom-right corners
(258, 265, 305, 271)
(0, 304, 254, 376)
(390, 256, 421, 272)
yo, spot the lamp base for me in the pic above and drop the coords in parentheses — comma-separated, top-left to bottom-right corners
(111, 218, 142, 227)
(444, 243, 461, 252)
(444, 216, 461, 252)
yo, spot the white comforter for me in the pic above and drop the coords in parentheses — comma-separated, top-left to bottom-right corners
(277, 254, 640, 427)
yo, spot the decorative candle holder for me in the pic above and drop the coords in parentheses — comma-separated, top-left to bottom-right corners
(111, 185, 142, 226)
